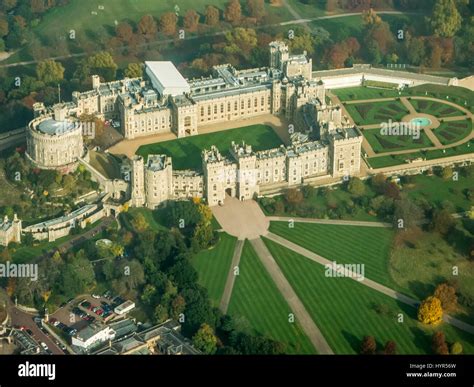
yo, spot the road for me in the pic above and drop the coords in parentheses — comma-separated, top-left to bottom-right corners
(219, 239, 244, 314)
(267, 216, 392, 228)
(9, 302, 64, 355)
(35, 216, 115, 263)
(265, 232, 474, 335)
(250, 237, 333, 354)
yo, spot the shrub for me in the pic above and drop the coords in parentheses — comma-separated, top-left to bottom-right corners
(450, 342, 463, 355)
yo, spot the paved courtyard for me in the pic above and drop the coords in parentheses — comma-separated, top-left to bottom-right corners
(211, 196, 269, 240)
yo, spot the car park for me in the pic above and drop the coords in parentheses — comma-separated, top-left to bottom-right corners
(81, 301, 91, 309)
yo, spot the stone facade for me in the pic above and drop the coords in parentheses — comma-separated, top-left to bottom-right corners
(0, 215, 22, 246)
(132, 125, 362, 208)
(27, 105, 84, 172)
(27, 41, 364, 210)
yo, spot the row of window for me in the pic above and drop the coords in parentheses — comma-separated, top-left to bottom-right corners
(200, 96, 269, 117)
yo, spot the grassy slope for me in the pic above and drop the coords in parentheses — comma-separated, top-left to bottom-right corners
(264, 238, 474, 354)
(228, 240, 316, 354)
(269, 221, 400, 294)
(192, 233, 237, 306)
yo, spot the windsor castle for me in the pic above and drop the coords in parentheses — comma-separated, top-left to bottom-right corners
(26, 41, 362, 211)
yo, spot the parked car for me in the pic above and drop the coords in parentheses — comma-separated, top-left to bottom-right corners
(95, 309, 104, 316)
(81, 301, 91, 309)
(26, 329, 33, 336)
(92, 294, 101, 299)
(40, 342, 48, 351)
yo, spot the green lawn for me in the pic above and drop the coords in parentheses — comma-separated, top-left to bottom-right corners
(406, 84, 474, 114)
(433, 119, 472, 146)
(10, 235, 72, 263)
(269, 221, 400, 293)
(263, 238, 474, 354)
(403, 173, 474, 212)
(344, 100, 409, 126)
(136, 125, 284, 171)
(333, 86, 400, 102)
(408, 99, 466, 118)
(228, 241, 316, 354)
(120, 207, 169, 232)
(363, 127, 434, 153)
(390, 231, 474, 325)
(367, 139, 474, 169)
(333, 84, 474, 115)
(192, 233, 237, 306)
(3, 0, 293, 64)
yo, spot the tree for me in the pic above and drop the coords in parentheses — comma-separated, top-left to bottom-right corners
(224, 0, 242, 24)
(393, 198, 424, 229)
(131, 212, 149, 233)
(418, 296, 443, 325)
(362, 8, 382, 26)
(432, 331, 449, 354)
(0, 18, 8, 38)
(450, 341, 463, 354)
(154, 304, 169, 323)
(430, 209, 455, 235)
(384, 340, 397, 355)
(124, 63, 143, 78)
(284, 188, 304, 210)
(434, 283, 457, 312)
(347, 177, 366, 197)
(247, 0, 266, 20)
(160, 12, 177, 36)
(360, 335, 377, 354)
(170, 295, 186, 320)
(116, 22, 133, 43)
(86, 51, 118, 82)
(192, 323, 218, 354)
(224, 28, 258, 56)
(328, 43, 349, 68)
(429, 40, 443, 68)
(205, 6, 220, 26)
(138, 15, 157, 39)
(184, 10, 200, 32)
(36, 60, 65, 84)
(429, 0, 462, 38)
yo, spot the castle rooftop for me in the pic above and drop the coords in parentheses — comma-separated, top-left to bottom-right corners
(146, 155, 169, 172)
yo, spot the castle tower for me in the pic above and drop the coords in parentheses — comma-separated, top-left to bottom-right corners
(328, 128, 363, 178)
(202, 146, 226, 206)
(131, 156, 146, 207)
(172, 98, 198, 138)
(230, 142, 259, 201)
(269, 41, 289, 71)
(144, 155, 173, 209)
(92, 75, 101, 89)
(12, 214, 22, 244)
(271, 80, 282, 114)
